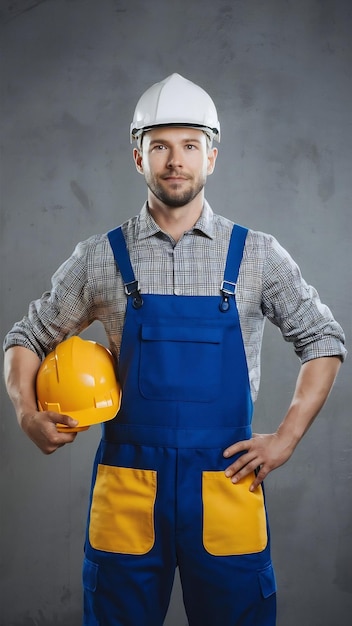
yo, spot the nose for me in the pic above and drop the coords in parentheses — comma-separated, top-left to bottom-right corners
(166, 147, 183, 169)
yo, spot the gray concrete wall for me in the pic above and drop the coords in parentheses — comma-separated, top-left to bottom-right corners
(1, 1, 351, 624)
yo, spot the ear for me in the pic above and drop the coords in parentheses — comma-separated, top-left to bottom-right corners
(207, 147, 218, 175)
(133, 148, 144, 174)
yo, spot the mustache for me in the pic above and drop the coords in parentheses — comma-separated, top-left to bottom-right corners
(161, 171, 191, 179)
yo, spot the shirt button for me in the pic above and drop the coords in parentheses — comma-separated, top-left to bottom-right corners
(174, 288, 182, 296)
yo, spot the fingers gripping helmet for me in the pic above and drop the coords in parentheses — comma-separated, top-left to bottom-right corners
(36, 336, 121, 432)
(130, 73, 220, 143)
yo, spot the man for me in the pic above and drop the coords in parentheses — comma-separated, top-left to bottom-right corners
(3, 73, 346, 626)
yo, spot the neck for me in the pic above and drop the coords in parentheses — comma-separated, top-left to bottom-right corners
(147, 192, 204, 241)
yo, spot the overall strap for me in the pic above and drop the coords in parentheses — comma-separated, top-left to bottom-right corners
(107, 226, 143, 309)
(219, 224, 248, 312)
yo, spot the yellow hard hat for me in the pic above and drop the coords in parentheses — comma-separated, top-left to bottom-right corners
(36, 336, 121, 432)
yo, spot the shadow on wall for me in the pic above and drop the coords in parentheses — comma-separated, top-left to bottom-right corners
(0, 0, 48, 24)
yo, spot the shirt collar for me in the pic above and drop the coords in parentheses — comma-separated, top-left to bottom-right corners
(136, 200, 215, 241)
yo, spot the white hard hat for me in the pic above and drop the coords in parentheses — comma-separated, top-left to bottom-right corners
(130, 73, 220, 143)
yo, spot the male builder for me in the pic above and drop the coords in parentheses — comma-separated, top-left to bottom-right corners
(3, 73, 346, 626)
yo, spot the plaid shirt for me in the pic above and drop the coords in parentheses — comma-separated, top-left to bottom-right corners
(3, 201, 346, 401)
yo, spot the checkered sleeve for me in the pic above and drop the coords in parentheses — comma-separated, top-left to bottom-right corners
(261, 234, 346, 362)
(3, 236, 103, 358)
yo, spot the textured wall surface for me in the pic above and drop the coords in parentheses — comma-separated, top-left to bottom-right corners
(1, 1, 351, 624)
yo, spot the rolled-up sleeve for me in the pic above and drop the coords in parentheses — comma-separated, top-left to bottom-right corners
(3, 239, 97, 359)
(261, 236, 347, 363)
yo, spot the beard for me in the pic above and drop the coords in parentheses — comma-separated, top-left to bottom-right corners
(145, 171, 206, 208)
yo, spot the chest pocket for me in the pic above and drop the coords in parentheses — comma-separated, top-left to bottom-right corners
(139, 325, 223, 402)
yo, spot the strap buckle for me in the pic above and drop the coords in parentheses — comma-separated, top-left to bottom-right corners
(124, 280, 140, 296)
(124, 280, 143, 309)
(219, 280, 237, 312)
(220, 280, 237, 296)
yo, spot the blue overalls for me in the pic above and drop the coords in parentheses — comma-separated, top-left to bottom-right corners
(83, 224, 277, 626)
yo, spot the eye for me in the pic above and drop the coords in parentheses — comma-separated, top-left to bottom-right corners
(185, 144, 196, 150)
(152, 144, 167, 151)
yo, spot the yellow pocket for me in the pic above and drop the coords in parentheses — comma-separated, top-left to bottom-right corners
(89, 464, 157, 554)
(202, 471, 267, 556)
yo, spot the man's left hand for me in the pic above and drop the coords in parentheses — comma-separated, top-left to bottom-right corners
(223, 432, 294, 491)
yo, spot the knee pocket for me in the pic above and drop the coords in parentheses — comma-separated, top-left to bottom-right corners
(83, 559, 100, 626)
(258, 562, 277, 599)
(89, 464, 157, 554)
(202, 471, 268, 555)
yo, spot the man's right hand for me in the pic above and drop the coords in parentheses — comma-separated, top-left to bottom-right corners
(20, 410, 79, 454)
(4, 346, 79, 454)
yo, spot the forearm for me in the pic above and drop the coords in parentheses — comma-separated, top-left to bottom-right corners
(224, 355, 342, 490)
(4, 345, 78, 453)
(4, 346, 41, 427)
(276, 355, 342, 452)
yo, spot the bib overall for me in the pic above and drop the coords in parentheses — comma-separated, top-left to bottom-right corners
(83, 224, 277, 626)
